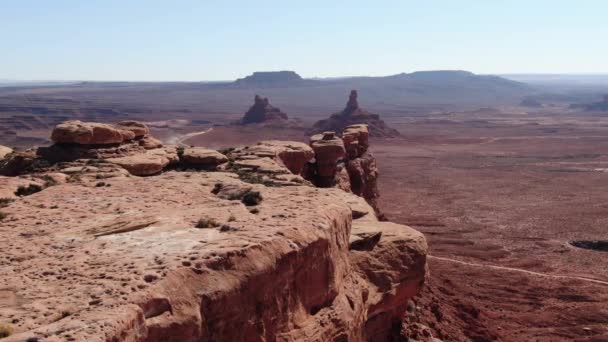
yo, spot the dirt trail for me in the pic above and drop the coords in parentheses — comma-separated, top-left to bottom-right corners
(429, 255, 608, 286)
(173, 128, 214, 145)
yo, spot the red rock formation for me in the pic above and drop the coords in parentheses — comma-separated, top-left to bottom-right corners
(308, 90, 400, 137)
(0, 120, 426, 341)
(240, 95, 289, 125)
(307, 125, 382, 217)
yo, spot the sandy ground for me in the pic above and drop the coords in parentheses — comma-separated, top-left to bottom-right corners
(375, 113, 608, 341)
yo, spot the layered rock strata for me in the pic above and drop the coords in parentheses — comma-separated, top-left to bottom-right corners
(0, 121, 427, 341)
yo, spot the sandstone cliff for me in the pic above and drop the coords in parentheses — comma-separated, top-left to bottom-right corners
(0, 121, 427, 341)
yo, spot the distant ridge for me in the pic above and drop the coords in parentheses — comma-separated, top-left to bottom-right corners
(234, 71, 318, 87)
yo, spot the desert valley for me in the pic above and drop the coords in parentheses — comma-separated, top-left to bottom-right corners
(1, 70, 608, 341)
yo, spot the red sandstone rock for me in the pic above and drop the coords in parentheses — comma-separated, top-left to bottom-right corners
(180, 147, 228, 168)
(0, 120, 426, 341)
(139, 136, 163, 150)
(51, 120, 126, 145)
(0, 145, 12, 160)
(117, 120, 150, 138)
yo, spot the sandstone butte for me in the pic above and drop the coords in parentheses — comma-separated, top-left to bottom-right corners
(0, 120, 429, 341)
(309, 91, 400, 138)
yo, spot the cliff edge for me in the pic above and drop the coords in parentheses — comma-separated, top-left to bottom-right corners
(0, 121, 428, 341)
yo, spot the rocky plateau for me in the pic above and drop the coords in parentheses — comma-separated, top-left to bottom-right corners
(0, 120, 429, 341)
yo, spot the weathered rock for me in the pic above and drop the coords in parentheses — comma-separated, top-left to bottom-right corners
(0, 120, 426, 341)
(180, 147, 228, 168)
(106, 152, 171, 176)
(343, 124, 369, 158)
(310, 132, 346, 186)
(0, 172, 426, 341)
(0, 145, 12, 160)
(116, 120, 150, 138)
(308, 90, 400, 137)
(139, 136, 163, 150)
(240, 95, 289, 125)
(233, 140, 314, 176)
(51, 120, 128, 145)
(306, 125, 382, 217)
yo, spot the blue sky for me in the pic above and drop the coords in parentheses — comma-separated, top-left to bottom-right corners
(1, 0, 606, 81)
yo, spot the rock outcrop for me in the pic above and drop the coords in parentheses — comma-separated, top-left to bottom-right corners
(240, 95, 289, 125)
(309, 90, 400, 137)
(0, 120, 427, 341)
(0, 145, 12, 160)
(307, 125, 382, 217)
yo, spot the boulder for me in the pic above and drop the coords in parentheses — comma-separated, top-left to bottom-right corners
(116, 121, 150, 138)
(139, 136, 163, 150)
(51, 120, 127, 145)
(0, 145, 12, 160)
(237, 140, 314, 176)
(180, 147, 228, 168)
(106, 153, 170, 176)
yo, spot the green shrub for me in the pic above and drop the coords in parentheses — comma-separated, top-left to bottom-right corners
(195, 217, 219, 228)
(242, 191, 262, 206)
(0, 198, 14, 208)
(41, 175, 57, 187)
(211, 183, 223, 194)
(15, 183, 43, 196)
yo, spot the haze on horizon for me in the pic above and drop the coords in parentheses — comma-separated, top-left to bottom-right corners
(1, 0, 607, 82)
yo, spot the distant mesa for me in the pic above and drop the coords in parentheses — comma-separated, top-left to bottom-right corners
(571, 94, 608, 111)
(234, 71, 316, 87)
(240, 95, 289, 125)
(308, 90, 400, 138)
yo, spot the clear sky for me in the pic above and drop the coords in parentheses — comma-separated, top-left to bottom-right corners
(1, 0, 606, 81)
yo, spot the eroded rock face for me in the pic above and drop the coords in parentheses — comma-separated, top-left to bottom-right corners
(309, 90, 400, 137)
(307, 125, 382, 217)
(0, 145, 12, 160)
(0, 120, 427, 341)
(240, 95, 289, 125)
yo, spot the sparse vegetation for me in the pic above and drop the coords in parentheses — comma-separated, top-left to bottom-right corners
(41, 175, 57, 187)
(95, 181, 106, 187)
(237, 170, 265, 185)
(195, 216, 219, 228)
(218, 147, 235, 155)
(0, 211, 7, 221)
(0, 198, 14, 208)
(15, 183, 43, 197)
(211, 183, 223, 194)
(228, 214, 236, 222)
(249, 208, 260, 214)
(0, 323, 13, 338)
(242, 191, 262, 206)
